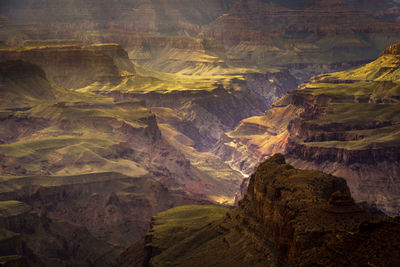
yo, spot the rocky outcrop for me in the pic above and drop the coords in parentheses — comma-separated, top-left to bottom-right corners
(236, 154, 370, 265)
(0, 43, 135, 89)
(127, 154, 400, 266)
(382, 43, 400, 55)
(218, 43, 400, 215)
(0, 200, 117, 266)
(0, 174, 211, 250)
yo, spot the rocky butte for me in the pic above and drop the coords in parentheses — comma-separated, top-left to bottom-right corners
(120, 154, 400, 266)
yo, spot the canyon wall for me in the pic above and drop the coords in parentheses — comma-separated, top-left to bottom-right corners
(221, 43, 400, 214)
(0, 59, 230, 264)
(126, 154, 400, 266)
(0, 43, 134, 89)
(2, 0, 400, 78)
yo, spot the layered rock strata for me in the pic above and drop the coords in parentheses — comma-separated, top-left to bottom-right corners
(219, 43, 400, 214)
(132, 155, 400, 267)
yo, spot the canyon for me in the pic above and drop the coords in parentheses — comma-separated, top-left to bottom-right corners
(0, 0, 399, 266)
(2, 0, 400, 79)
(0, 42, 298, 265)
(223, 43, 400, 215)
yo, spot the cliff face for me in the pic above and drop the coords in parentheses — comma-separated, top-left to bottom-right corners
(0, 43, 135, 89)
(0, 174, 210, 251)
(237, 154, 365, 265)
(0, 0, 231, 35)
(125, 36, 228, 74)
(203, 0, 400, 71)
(0, 200, 119, 266)
(126, 154, 400, 267)
(2, 0, 400, 80)
(219, 43, 400, 214)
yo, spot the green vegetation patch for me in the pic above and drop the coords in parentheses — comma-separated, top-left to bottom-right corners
(0, 172, 131, 191)
(150, 205, 228, 252)
(0, 137, 82, 157)
(149, 204, 272, 266)
(303, 124, 400, 150)
(322, 55, 400, 82)
(315, 103, 400, 125)
(307, 81, 375, 97)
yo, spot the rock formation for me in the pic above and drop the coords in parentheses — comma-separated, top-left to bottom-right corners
(0, 43, 135, 89)
(129, 154, 400, 267)
(0, 2, 400, 265)
(220, 43, 400, 214)
(0, 59, 231, 264)
(1, 0, 400, 78)
(0, 200, 118, 266)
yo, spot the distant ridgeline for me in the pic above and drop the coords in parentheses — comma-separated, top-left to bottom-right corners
(119, 154, 400, 267)
(1, 0, 400, 79)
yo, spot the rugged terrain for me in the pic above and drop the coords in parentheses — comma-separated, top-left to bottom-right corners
(0, 200, 118, 266)
(0, 1, 400, 265)
(221, 43, 400, 214)
(0, 43, 135, 89)
(126, 154, 400, 267)
(203, 0, 400, 71)
(0, 41, 304, 264)
(1, 0, 400, 79)
(0, 57, 231, 265)
(0, 42, 301, 200)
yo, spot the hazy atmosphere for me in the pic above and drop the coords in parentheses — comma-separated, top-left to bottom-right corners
(0, 0, 400, 266)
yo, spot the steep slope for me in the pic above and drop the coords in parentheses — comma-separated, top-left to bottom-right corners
(220, 43, 400, 214)
(79, 59, 298, 204)
(203, 0, 400, 78)
(0, 200, 118, 266)
(1, 0, 400, 79)
(0, 43, 135, 89)
(0, 58, 225, 200)
(122, 154, 400, 266)
(126, 36, 228, 74)
(2, 43, 282, 206)
(0, 173, 210, 250)
(0, 59, 236, 264)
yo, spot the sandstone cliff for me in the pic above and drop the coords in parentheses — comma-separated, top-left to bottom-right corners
(203, 0, 400, 74)
(219, 43, 400, 214)
(0, 43, 135, 89)
(129, 154, 400, 267)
